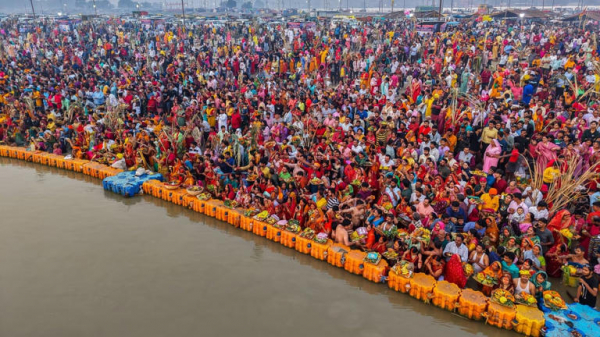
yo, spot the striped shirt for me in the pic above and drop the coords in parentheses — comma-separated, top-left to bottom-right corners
(326, 197, 340, 210)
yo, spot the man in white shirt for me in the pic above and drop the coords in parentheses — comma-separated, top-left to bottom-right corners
(523, 187, 543, 207)
(429, 144, 440, 162)
(457, 147, 474, 165)
(410, 188, 426, 205)
(351, 139, 364, 154)
(379, 154, 395, 171)
(418, 147, 435, 165)
(384, 179, 402, 207)
(528, 201, 549, 221)
(443, 234, 469, 262)
(586, 70, 596, 85)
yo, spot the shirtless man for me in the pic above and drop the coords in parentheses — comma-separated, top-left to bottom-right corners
(562, 246, 590, 276)
(334, 220, 359, 247)
(338, 199, 369, 226)
(282, 158, 306, 176)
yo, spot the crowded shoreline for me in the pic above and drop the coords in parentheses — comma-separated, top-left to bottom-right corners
(0, 9, 599, 334)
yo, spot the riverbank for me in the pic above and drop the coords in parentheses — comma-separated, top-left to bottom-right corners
(3, 157, 523, 337)
(0, 145, 550, 336)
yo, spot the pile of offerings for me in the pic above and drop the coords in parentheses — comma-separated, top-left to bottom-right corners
(364, 252, 381, 265)
(491, 289, 515, 307)
(314, 233, 329, 244)
(543, 290, 567, 310)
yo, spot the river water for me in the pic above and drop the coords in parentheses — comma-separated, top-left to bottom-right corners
(0, 158, 511, 337)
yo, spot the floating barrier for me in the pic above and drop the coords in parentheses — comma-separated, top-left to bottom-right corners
(327, 243, 349, 268)
(83, 162, 123, 179)
(543, 303, 597, 337)
(265, 224, 282, 243)
(310, 240, 332, 261)
(514, 305, 545, 337)
(239, 215, 252, 230)
(485, 302, 516, 330)
(458, 289, 488, 320)
(409, 273, 436, 302)
(205, 200, 219, 217)
(344, 250, 366, 275)
(279, 230, 297, 249)
(215, 204, 228, 222)
(252, 220, 267, 237)
(0, 145, 8, 157)
(228, 211, 242, 228)
(295, 236, 312, 255)
(194, 199, 207, 214)
(0, 145, 553, 337)
(0, 146, 91, 172)
(388, 271, 411, 293)
(103, 171, 163, 197)
(431, 280, 461, 311)
(362, 259, 388, 283)
(182, 194, 198, 210)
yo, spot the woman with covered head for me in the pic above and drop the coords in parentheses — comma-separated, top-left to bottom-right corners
(531, 271, 551, 303)
(478, 261, 503, 296)
(483, 139, 502, 174)
(547, 209, 576, 248)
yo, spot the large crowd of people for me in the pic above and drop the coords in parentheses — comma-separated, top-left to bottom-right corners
(0, 14, 598, 308)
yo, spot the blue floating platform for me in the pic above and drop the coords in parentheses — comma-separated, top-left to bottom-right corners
(103, 171, 163, 197)
(543, 303, 600, 337)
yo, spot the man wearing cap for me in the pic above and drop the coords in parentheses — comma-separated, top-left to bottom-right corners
(480, 188, 499, 212)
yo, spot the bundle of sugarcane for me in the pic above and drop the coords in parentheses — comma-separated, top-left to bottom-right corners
(460, 92, 488, 127)
(248, 123, 260, 151)
(65, 102, 82, 123)
(191, 126, 204, 150)
(447, 88, 467, 126)
(231, 133, 243, 167)
(524, 154, 600, 214)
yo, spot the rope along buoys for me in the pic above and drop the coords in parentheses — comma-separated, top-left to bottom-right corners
(0, 145, 548, 336)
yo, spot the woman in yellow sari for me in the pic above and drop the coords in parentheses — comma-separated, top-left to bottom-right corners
(305, 202, 325, 232)
(490, 73, 504, 99)
(479, 261, 503, 296)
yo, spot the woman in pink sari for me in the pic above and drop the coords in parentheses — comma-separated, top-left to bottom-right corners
(483, 139, 502, 173)
(534, 135, 559, 173)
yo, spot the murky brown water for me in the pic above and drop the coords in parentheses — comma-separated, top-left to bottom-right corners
(0, 158, 515, 337)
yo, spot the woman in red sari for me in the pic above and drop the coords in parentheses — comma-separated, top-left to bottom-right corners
(408, 78, 421, 103)
(432, 176, 451, 214)
(402, 247, 423, 272)
(294, 199, 307, 228)
(545, 243, 569, 278)
(416, 165, 429, 181)
(367, 162, 380, 190)
(547, 210, 575, 247)
(445, 254, 467, 288)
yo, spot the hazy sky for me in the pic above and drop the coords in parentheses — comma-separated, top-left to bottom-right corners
(0, 0, 584, 13)
(0, 0, 456, 12)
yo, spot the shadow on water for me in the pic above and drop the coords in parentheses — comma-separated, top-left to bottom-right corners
(1, 158, 515, 336)
(1, 158, 145, 207)
(1, 157, 99, 185)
